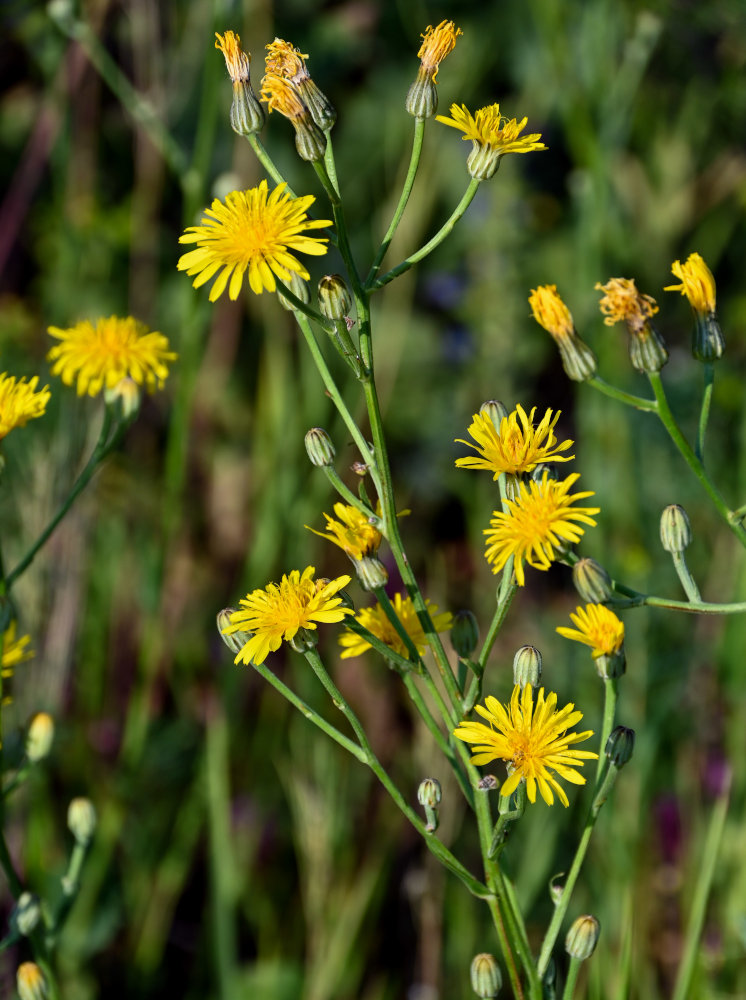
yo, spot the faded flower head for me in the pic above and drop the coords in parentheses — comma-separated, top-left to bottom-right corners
(416, 20, 462, 82)
(215, 30, 251, 83)
(595, 277, 659, 334)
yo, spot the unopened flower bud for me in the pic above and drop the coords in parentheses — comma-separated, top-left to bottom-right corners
(296, 77, 336, 131)
(660, 504, 691, 553)
(479, 399, 508, 431)
(573, 558, 613, 604)
(627, 322, 669, 373)
(513, 645, 542, 687)
(277, 270, 311, 312)
(67, 797, 97, 846)
(16, 962, 47, 1000)
(417, 777, 442, 832)
(318, 274, 353, 321)
(565, 914, 600, 960)
(104, 377, 140, 419)
(289, 627, 318, 653)
(691, 311, 724, 362)
(293, 118, 327, 162)
(230, 80, 266, 135)
(305, 427, 336, 467)
(594, 648, 626, 681)
(354, 556, 389, 591)
(26, 712, 54, 763)
(217, 608, 253, 658)
(470, 952, 502, 997)
(530, 462, 559, 484)
(405, 72, 438, 118)
(12, 893, 41, 936)
(451, 610, 479, 658)
(605, 725, 635, 768)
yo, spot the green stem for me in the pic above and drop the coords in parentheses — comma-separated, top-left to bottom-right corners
(696, 362, 714, 463)
(648, 372, 746, 546)
(7, 409, 124, 588)
(246, 133, 295, 194)
(477, 573, 518, 674)
(374, 586, 424, 665)
(303, 648, 489, 898)
(366, 117, 425, 285)
(275, 280, 328, 326)
(0, 826, 21, 897)
(321, 466, 371, 512)
(294, 313, 380, 494)
(562, 957, 583, 1000)
(369, 178, 481, 290)
(587, 376, 657, 412)
(671, 550, 702, 602)
(312, 160, 363, 296)
(595, 678, 618, 783)
(615, 595, 746, 615)
(671, 769, 731, 1000)
(323, 132, 340, 198)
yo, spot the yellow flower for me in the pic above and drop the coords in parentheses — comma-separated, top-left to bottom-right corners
(455, 405, 574, 478)
(416, 20, 462, 82)
(595, 277, 659, 334)
(265, 37, 309, 81)
(178, 181, 332, 299)
(437, 103, 546, 155)
(529, 284, 574, 341)
(47, 316, 176, 397)
(2, 621, 33, 679)
(665, 252, 716, 314)
(260, 73, 307, 119)
(223, 567, 352, 665)
(16, 961, 47, 1000)
(454, 684, 597, 806)
(0, 374, 50, 439)
(308, 503, 382, 560)
(556, 603, 624, 659)
(339, 593, 453, 659)
(484, 473, 600, 586)
(215, 30, 251, 83)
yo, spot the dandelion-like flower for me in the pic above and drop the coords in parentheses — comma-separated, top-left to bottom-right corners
(0, 374, 50, 440)
(595, 276, 668, 372)
(484, 472, 600, 586)
(556, 603, 624, 659)
(308, 503, 382, 560)
(178, 181, 332, 299)
(665, 252, 716, 314)
(436, 103, 546, 179)
(529, 285, 597, 382)
(215, 30, 265, 135)
(47, 316, 176, 397)
(405, 20, 462, 118)
(339, 593, 453, 660)
(223, 567, 352, 665)
(455, 404, 574, 479)
(454, 684, 597, 806)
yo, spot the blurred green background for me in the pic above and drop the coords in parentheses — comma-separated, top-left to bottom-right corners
(2, 0, 746, 996)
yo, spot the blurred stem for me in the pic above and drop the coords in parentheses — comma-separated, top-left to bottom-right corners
(671, 550, 701, 602)
(696, 362, 714, 463)
(0, 825, 21, 897)
(246, 133, 294, 193)
(648, 372, 746, 546)
(303, 649, 489, 897)
(587, 376, 657, 412)
(672, 769, 732, 1000)
(561, 957, 583, 999)
(537, 765, 620, 977)
(595, 678, 617, 783)
(7, 408, 126, 588)
(366, 117, 425, 285)
(370, 178, 481, 290)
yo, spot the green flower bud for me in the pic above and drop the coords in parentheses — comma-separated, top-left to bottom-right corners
(277, 270, 311, 312)
(289, 627, 318, 653)
(691, 311, 724, 362)
(405, 69, 438, 118)
(26, 712, 54, 763)
(572, 557, 613, 604)
(296, 77, 337, 131)
(558, 333, 598, 382)
(305, 427, 336, 467)
(12, 892, 41, 936)
(479, 399, 508, 431)
(660, 504, 691, 553)
(417, 777, 442, 832)
(513, 645, 542, 687)
(565, 914, 600, 961)
(627, 322, 669, 373)
(451, 610, 479, 658)
(16, 962, 48, 1000)
(217, 609, 253, 658)
(104, 377, 140, 419)
(470, 953, 502, 998)
(466, 143, 503, 181)
(354, 556, 389, 591)
(67, 797, 97, 846)
(230, 80, 266, 135)
(594, 648, 626, 681)
(318, 274, 353, 321)
(605, 725, 635, 768)
(530, 462, 559, 484)
(293, 118, 327, 162)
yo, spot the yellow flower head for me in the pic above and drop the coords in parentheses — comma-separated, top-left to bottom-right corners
(17, 962, 47, 1000)
(265, 38, 309, 81)
(556, 603, 624, 659)
(453, 684, 597, 806)
(455, 404, 574, 479)
(215, 30, 251, 83)
(484, 472, 600, 586)
(178, 181, 332, 300)
(308, 503, 382, 560)
(665, 252, 716, 314)
(223, 567, 352, 665)
(2, 621, 33, 679)
(595, 277, 659, 334)
(437, 103, 546, 156)
(0, 374, 50, 440)
(417, 20, 462, 81)
(529, 285, 574, 341)
(339, 593, 453, 660)
(47, 316, 176, 397)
